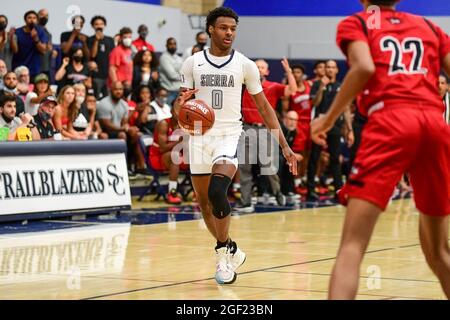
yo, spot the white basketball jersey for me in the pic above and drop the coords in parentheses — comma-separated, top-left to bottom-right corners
(181, 49, 262, 136)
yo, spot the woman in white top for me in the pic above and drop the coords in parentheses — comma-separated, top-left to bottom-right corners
(25, 73, 52, 116)
(150, 87, 172, 121)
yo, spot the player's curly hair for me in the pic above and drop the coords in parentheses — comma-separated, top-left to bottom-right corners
(205, 7, 239, 37)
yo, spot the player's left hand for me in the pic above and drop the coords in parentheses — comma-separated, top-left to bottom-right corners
(311, 114, 333, 148)
(177, 89, 199, 106)
(282, 146, 298, 176)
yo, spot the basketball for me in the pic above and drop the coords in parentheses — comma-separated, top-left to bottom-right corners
(178, 99, 215, 135)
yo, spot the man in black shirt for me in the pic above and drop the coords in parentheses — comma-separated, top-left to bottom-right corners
(307, 60, 353, 202)
(87, 16, 115, 100)
(60, 15, 89, 58)
(31, 95, 58, 140)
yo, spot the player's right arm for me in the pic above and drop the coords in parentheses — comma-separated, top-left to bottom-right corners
(174, 55, 198, 110)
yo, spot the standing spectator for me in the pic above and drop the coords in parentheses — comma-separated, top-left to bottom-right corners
(25, 73, 52, 116)
(0, 95, 34, 140)
(55, 48, 91, 88)
(159, 37, 183, 106)
(0, 59, 7, 90)
(132, 49, 160, 96)
(439, 75, 449, 124)
(109, 27, 133, 97)
(97, 81, 145, 172)
(0, 71, 24, 115)
(60, 15, 89, 58)
(307, 60, 326, 86)
(131, 24, 155, 53)
(0, 15, 14, 71)
(37, 9, 53, 79)
(182, 31, 208, 61)
(31, 95, 59, 140)
(11, 11, 48, 78)
(87, 15, 115, 100)
(306, 60, 353, 202)
(53, 85, 79, 140)
(14, 65, 33, 100)
(236, 58, 297, 212)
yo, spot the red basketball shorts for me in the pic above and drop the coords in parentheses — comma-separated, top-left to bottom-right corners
(339, 105, 450, 216)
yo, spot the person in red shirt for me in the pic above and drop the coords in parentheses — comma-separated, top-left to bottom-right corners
(311, 0, 450, 299)
(108, 27, 133, 95)
(236, 58, 297, 212)
(131, 24, 155, 53)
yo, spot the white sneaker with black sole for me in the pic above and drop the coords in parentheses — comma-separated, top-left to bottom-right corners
(215, 247, 237, 284)
(230, 246, 246, 272)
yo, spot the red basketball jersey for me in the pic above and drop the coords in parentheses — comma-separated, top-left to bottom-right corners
(336, 8, 450, 116)
(289, 81, 312, 122)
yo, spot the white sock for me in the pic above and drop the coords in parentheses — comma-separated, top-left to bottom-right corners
(169, 181, 177, 191)
(233, 183, 240, 189)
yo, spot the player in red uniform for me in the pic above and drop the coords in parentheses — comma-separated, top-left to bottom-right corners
(311, 0, 450, 299)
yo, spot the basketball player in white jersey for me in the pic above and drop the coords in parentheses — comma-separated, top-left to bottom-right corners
(175, 7, 297, 284)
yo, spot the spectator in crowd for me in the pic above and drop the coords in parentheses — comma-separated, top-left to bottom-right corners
(109, 27, 133, 97)
(87, 16, 115, 100)
(159, 37, 183, 106)
(60, 15, 89, 58)
(53, 85, 80, 140)
(191, 44, 204, 55)
(149, 103, 184, 204)
(25, 73, 52, 116)
(0, 95, 34, 140)
(130, 85, 158, 135)
(236, 58, 297, 212)
(182, 31, 208, 61)
(0, 59, 7, 90)
(307, 60, 326, 86)
(85, 92, 107, 139)
(0, 71, 24, 115)
(97, 81, 145, 172)
(307, 60, 353, 202)
(31, 95, 59, 140)
(69, 83, 94, 139)
(55, 48, 91, 88)
(14, 65, 33, 100)
(151, 87, 172, 121)
(132, 24, 155, 53)
(440, 75, 449, 124)
(37, 9, 54, 79)
(132, 49, 160, 96)
(11, 11, 48, 78)
(0, 15, 14, 71)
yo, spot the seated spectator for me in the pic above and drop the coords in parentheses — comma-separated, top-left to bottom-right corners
(25, 73, 52, 116)
(191, 44, 205, 55)
(85, 92, 107, 139)
(0, 15, 14, 71)
(14, 65, 33, 101)
(0, 59, 7, 90)
(131, 85, 158, 135)
(11, 10, 48, 78)
(0, 95, 34, 140)
(149, 103, 184, 204)
(97, 81, 145, 172)
(53, 85, 80, 140)
(60, 15, 89, 58)
(0, 71, 24, 115)
(131, 24, 155, 53)
(132, 49, 160, 96)
(71, 83, 95, 139)
(151, 87, 172, 121)
(55, 48, 91, 88)
(31, 95, 59, 140)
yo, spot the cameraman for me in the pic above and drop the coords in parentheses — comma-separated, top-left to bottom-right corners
(87, 16, 115, 99)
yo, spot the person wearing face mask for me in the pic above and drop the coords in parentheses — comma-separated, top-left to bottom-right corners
(60, 15, 89, 58)
(55, 48, 91, 88)
(31, 95, 59, 140)
(0, 71, 25, 116)
(0, 95, 35, 141)
(87, 16, 115, 100)
(37, 9, 53, 79)
(159, 37, 183, 106)
(132, 24, 155, 54)
(108, 27, 133, 96)
(11, 11, 48, 78)
(182, 31, 208, 61)
(0, 15, 14, 71)
(150, 87, 172, 121)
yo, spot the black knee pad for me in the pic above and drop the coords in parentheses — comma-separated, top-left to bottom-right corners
(208, 174, 232, 219)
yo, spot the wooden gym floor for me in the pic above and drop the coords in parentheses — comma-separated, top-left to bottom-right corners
(0, 198, 447, 300)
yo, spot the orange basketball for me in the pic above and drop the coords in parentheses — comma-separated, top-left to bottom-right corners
(178, 99, 215, 135)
